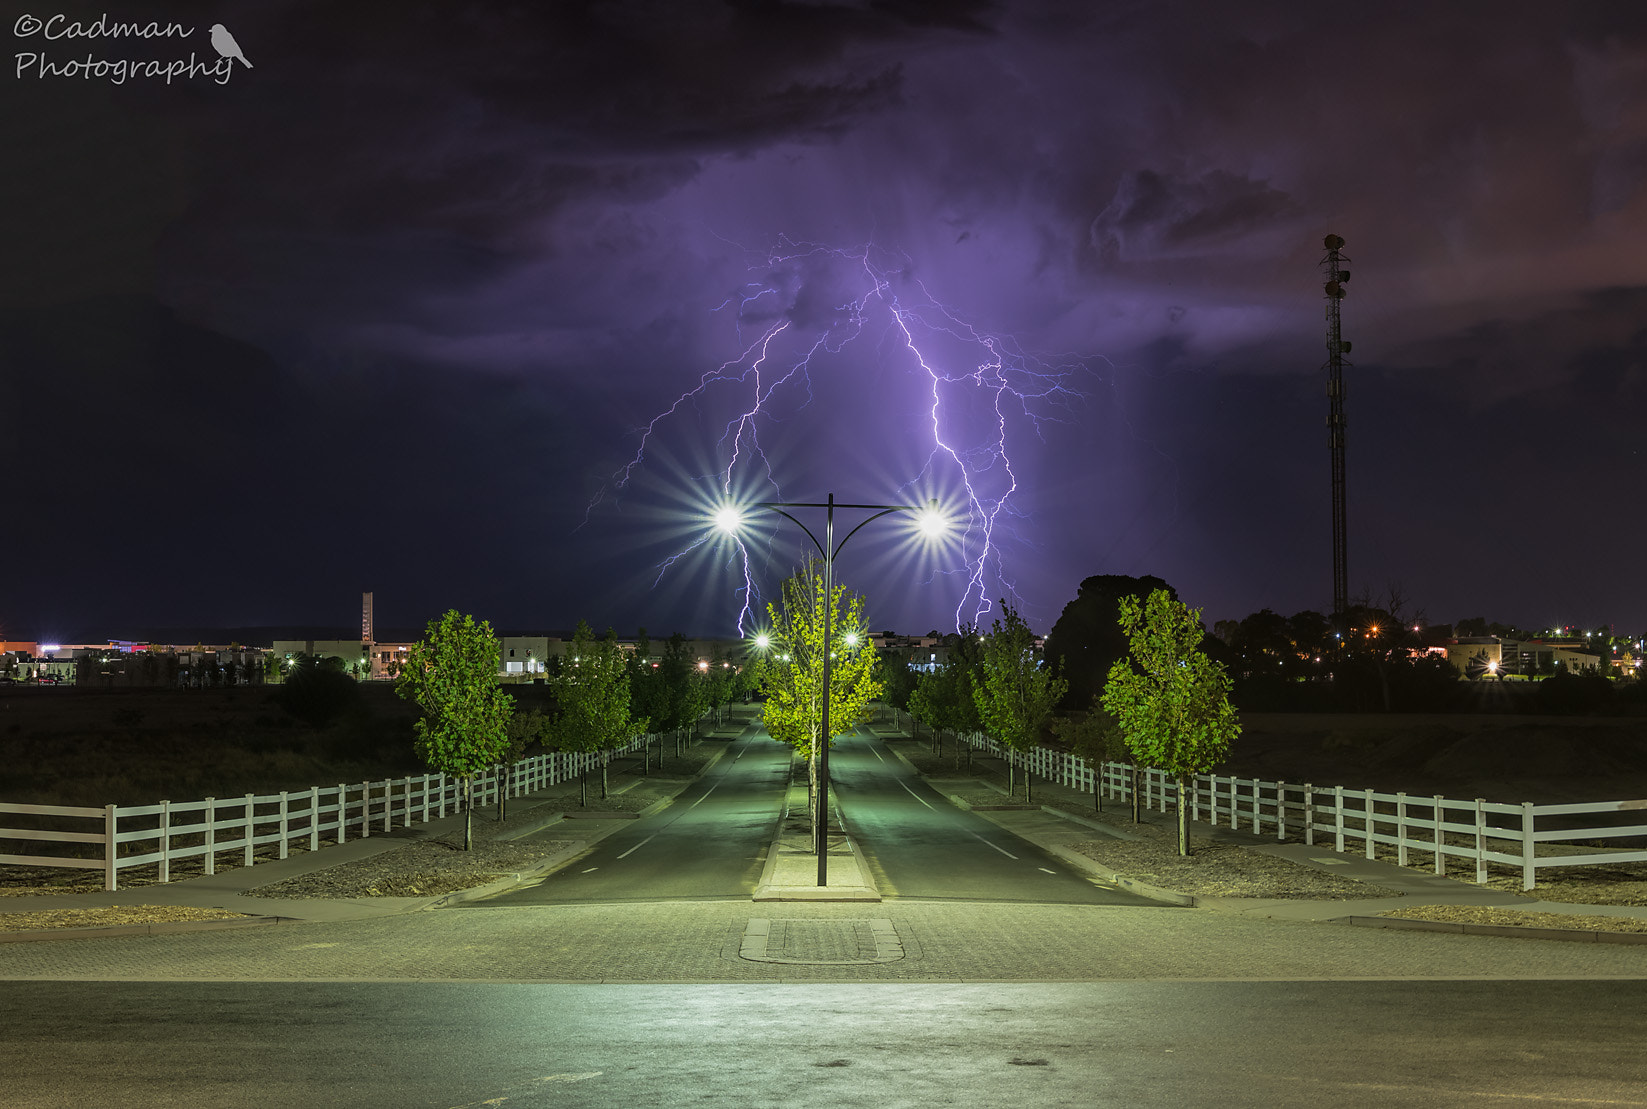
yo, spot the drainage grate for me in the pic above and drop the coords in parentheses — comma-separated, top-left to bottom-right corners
(739, 918, 904, 965)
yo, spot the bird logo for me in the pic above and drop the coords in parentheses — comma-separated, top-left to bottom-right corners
(209, 23, 252, 70)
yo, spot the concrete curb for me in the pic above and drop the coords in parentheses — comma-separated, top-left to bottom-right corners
(751, 780, 881, 902)
(423, 841, 591, 908)
(0, 914, 292, 944)
(1341, 915, 1647, 945)
(1042, 844, 1198, 907)
(1039, 805, 1142, 841)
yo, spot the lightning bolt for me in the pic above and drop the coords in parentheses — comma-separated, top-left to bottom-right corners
(599, 237, 1091, 635)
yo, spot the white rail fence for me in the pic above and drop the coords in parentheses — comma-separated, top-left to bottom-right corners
(0, 736, 649, 892)
(954, 731, 1647, 892)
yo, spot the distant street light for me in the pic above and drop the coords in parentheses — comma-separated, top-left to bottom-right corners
(717, 494, 949, 885)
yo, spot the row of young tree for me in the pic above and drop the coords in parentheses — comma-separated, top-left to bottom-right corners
(394, 612, 749, 850)
(889, 585, 1240, 856)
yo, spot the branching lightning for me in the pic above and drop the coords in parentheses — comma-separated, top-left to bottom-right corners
(599, 238, 1090, 634)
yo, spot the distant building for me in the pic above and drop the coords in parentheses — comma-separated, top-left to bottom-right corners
(1445, 637, 1601, 679)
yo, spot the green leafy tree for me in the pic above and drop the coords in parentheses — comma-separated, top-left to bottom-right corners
(1102, 589, 1241, 856)
(878, 649, 919, 720)
(758, 559, 882, 849)
(661, 633, 710, 750)
(972, 603, 1066, 802)
(628, 629, 668, 771)
(1050, 703, 1127, 812)
(907, 628, 984, 762)
(553, 621, 645, 805)
(500, 708, 550, 820)
(396, 611, 516, 850)
(705, 648, 737, 725)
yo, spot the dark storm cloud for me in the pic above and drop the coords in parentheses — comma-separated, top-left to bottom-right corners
(10, 0, 1647, 639)
(1090, 169, 1301, 263)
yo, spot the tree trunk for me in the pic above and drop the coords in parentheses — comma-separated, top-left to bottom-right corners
(600, 751, 609, 800)
(1130, 764, 1141, 823)
(1025, 760, 1033, 805)
(497, 763, 507, 822)
(808, 751, 821, 856)
(1007, 752, 1015, 800)
(580, 766, 588, 808)
(1177, 775, 1190, 855)
(463, 778, 474, 851)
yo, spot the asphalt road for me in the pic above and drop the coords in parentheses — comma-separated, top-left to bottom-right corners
(473, 724, 1151, 906)
(830, 730, 1150, 904)
(475, 726, 791, 904)
(5, 980, 1645, 1107)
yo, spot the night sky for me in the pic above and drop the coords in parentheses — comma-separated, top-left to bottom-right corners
(7, 0, 1647, 643)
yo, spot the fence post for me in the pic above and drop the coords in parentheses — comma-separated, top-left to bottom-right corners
(104, 805, 119, 892)
(423, 774, 431, 824)
(204, 797, 216, 875)
(1521, 800, 1535, 889)
(1333, 786, 1345, 853)
(1433, 794, 1446, 875)
(384, 779, 393, 833)
(1276, 781, 1287, 841)
(1475, 798, 1487, 884)
(337, 784, 347, 845)
(310, 786, 321, 852)
(361, 780, 371, 838)
(1252, 778, 1261, 835)
(1364, 788, 1376, 860)
(158, 800, 171, 883)
(1396, 793, 1408, 867)
(244, 793, 256, 868)
(279, 792, 290, 860)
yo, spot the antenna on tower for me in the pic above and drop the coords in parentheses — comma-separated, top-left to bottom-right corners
(1322, 234, 1351, 623)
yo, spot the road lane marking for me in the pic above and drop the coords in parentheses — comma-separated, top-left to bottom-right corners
(581, 868, 599, 873)
(689, 781, 722, 808)
(872, 748, 885, 762)
(897, 781, 935, 810)
(1038, 867, 1056, 874)
(615, 835, 655, 860)
(970, 832, 1018, 859)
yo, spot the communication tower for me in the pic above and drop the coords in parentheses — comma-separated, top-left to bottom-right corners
(1322, 234, 1352, 621)
(361, 591, 374, 645)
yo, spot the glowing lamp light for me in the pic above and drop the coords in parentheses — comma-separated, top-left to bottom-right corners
(754, 633, 771, 650)
(713, 505, 745, 534)
(843, 631, 859, 648)
(912, 503, 950, 540)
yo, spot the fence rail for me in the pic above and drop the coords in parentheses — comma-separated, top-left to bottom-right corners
(952, 730, 1647, 891)
(0, 735, 651, 891)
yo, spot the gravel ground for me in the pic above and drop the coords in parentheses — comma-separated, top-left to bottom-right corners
(241, 836, 582, 899)
(1381, 904, 1647, 933)
(943, 787, 1394, 900)
(0, 905, 248, 931)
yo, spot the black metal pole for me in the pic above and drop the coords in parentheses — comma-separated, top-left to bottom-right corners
(818, 493, 834, 886)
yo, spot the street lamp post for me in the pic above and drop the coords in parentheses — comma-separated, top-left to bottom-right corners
(721, 493, 946, 885)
